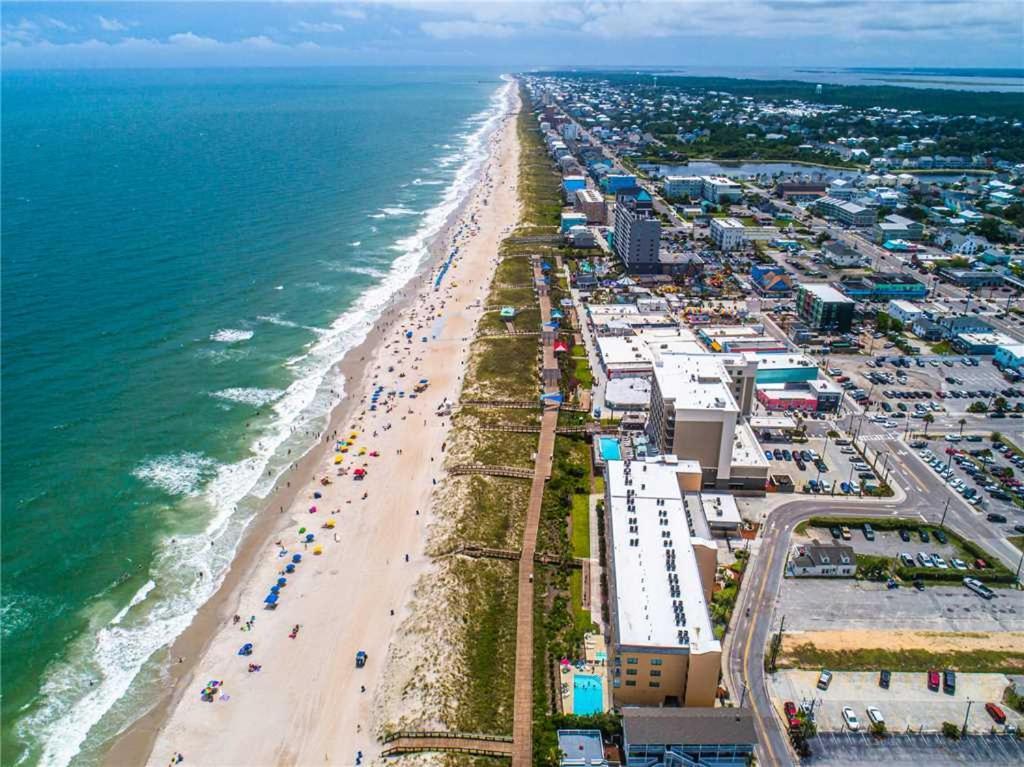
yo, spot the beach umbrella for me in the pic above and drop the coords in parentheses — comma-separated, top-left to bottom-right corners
(312, 544, 323, 555)
(313, 492, 322, 499)
(285, 563, 295, 573)
(292, 554, 302, 563)
(277, 577, 287, 586)
(299, 527, 307, 534)
(264, 593, 278, 605)
(334, 455, 343, 464)
(325, 518, 336, 529)
(305, 533, 315, 543)
(309, 505, 318, 513)
(238, 643, 253, 656)
(270, 585, 280, 594)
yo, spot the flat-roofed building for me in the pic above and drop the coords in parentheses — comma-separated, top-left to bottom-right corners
(887, 299, 924, 325)
(648, 354, 768, 491)
(813, 196, 877, 227)
(614, 188, 661, 273)
(702, 176, 743, 204)
(709, 217, 747, 251)
(796, 283, 855, 332)
(605, 456, 722, 707)
(663, 175, 703, 200)
(575, 187, 608, 224)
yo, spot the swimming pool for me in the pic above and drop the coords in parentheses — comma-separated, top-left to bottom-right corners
(598, 437, 622, 462)
(573, 674, 604, 715)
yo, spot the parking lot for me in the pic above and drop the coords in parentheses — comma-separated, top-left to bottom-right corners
(914, 440, 1024, 533)
(828, 354, 1024, 419)
(763, 437, 884, 495)
(777, 575, 1024, 633)
(805, 731, 1024, 765)
(772, 670, 1022, 735)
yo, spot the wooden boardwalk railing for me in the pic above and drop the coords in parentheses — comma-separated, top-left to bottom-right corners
(380, 730, 513, 758)
(448, 464, 535, 479)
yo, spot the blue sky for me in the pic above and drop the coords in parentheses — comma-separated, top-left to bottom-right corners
(2, 1, 1022, 70)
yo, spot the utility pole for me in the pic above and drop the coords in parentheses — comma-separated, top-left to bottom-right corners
(961, 699, 973, 737)
(940, 497, 950, 528)
(769, 615, 786, 672)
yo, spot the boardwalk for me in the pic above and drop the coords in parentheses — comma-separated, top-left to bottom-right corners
(380, 731, 513, 758)
(510, 258, 560, 767)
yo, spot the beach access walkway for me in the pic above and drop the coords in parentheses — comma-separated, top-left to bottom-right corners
(510, 257, 561, 767)
(380, 731, 514, 758)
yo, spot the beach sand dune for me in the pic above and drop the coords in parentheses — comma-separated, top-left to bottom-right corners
(136, 86, 522, 767)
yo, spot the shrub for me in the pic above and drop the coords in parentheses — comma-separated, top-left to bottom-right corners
(941, 721, 961, 740)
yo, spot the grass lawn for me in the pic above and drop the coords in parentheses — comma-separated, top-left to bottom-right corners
(930, 340, 953, 355)
(571, 493, 590, 558)
(569, 569, 594, 634)
(573, 357, 594, 389)
(494, 255, 534, 285)
(1010, 535, 1024, 552)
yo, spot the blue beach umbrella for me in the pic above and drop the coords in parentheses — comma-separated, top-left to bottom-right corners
(264, 593, 278, 605)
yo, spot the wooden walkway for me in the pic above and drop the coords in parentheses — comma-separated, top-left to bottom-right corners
(380, 731, 513, 758)
(448, 464, 534, 479)
(510, 258, 560, 767)
(449, 544, 583, 569)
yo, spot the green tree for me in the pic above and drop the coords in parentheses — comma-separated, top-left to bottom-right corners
(923, 413, 935, 434)
(959, 418, 968, 436)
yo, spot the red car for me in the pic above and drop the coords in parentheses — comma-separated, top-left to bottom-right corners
(975, 558, 989, 570)
(928, 670, 940, 691)
(784, 701, 798, 718)
(986, 702, 1007, 724)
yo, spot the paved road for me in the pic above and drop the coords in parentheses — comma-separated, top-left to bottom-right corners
(726, 436, 1024, 766)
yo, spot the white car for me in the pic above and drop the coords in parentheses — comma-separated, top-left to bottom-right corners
(951, 558, 968, 570)
(933, 554, 949, 569)
(867, 706, 885, 727)
(842, 706, 861, 731)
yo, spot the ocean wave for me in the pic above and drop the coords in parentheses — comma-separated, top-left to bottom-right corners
(211, 387, 285, 407)
(369, 206, 419, 219)
(209, 328, 253, 343)
(350, 240, 362, 247)
(132, 452, 218, 497)
(411, 178, 445, 186)
(110, 581, 156, 626)
(22, 76, 517, 767)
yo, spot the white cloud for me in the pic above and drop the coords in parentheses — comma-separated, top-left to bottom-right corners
(43, 16, 77, 32)
(333, 7, 368, 20)
(420, 20, 515, 39)
(2, 19, 39, 43)
(292, 20, 347, 33)
(97, 16, 131, 33)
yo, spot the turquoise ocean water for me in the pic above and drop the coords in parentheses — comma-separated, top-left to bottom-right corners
(1, 66, 506, 767)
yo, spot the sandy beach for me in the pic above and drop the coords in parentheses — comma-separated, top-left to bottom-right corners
(111, 83, 522, 767)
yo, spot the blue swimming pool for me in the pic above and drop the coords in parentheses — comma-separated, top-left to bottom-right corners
(573, 674, 604, 715)
(598, 437, 622, 462)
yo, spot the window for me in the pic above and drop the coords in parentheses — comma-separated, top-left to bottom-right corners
(626, 668, 638, 676)
(650, 658, 663, 666)
(625, 680, 637, 687)
(649, 681, 660, 688)
(626, 656, 638, 665)
(650, 670, 662, 677)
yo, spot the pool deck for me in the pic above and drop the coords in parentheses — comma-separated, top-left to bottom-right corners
(558, 633, 611, 715)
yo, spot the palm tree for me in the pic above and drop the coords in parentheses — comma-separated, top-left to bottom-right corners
(958, 418, 967, 437)
(923, 413, 935, 434)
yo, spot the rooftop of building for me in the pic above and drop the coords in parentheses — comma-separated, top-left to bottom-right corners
(557, 730, 607, 766)
(863, 271, 926, 287)
(652, 354, 740, 413)
(888, 298, 922, 312)
(799, 283, 854, 304)
(622, 706, 756, 746)
(745, 352, 816, 370)
(957, 331, 1019, 347)
(712, 217, 746, 230)
(732, 422, 770, 468)
(606, 457, 719, 653)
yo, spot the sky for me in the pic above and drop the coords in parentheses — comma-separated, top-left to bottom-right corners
(2, 1, 1022, 70)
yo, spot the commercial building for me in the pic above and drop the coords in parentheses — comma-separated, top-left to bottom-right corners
(663, 175, 703, 200)
(774, 181, 828, 201)
(563, 175, 587, 199)
(756, 379, 842, 413)
(748, 352, 819, 384)
(796, 283, 855, 332)
(839, 272, 928, 301)
(936, 314, 992, 339)
(822, 241, 865, 268)
(937, 267, 1004, 289)
(751, 265, 794, 295)
(709, 217, 747, 251)
(605, 457, 722, 706)
(887, 299, 924, 325)
(954, 331, 1020, 355)
(574, 188, 607, 224)
(872, 213, 924, 244)
(622, 707, 756, 767)
(813, 196, 877, 227)
(602, 174, 638, 194)
(697, 325, 788, 354)
(614, 189, 661, 274)
(648, 354, 768, 491)
(701, 176, 743, 204)
(994, 343, 1024, 372)
(787, 543, 856, 577)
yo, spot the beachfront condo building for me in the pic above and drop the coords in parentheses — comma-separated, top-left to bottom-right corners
(604, 456, 722, 707)
(647, 354, 768, 492)
(613, 188, 661, 274)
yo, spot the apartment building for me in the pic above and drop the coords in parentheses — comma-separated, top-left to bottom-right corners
(813, 196, 878, 227)
(614, 188, 661, 273)
(604, 457, 722, 707)
(709, 217, 747, 251)
(795, 283, 855, 332)
(575, 187, 607, 224)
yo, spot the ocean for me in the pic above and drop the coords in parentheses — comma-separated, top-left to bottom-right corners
(0, 66, 507, 767)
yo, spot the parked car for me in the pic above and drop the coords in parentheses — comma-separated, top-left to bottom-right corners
(987, 513, 1008, 523)
(817, 669, 833, 690)
(842, 706, 860, 731)
(986, 702, 1007, 724)
(899, 529, 911, 542)
(928, 670, 940, 691)
(830, 526, 842, 539)
(943, 670, 956, 694)
(863, 523, 875, 541)
(866, 706, 885, 727)
(879, 670, 891, 689)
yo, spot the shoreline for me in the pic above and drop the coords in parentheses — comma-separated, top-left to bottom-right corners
(103, 82, 521, 767)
